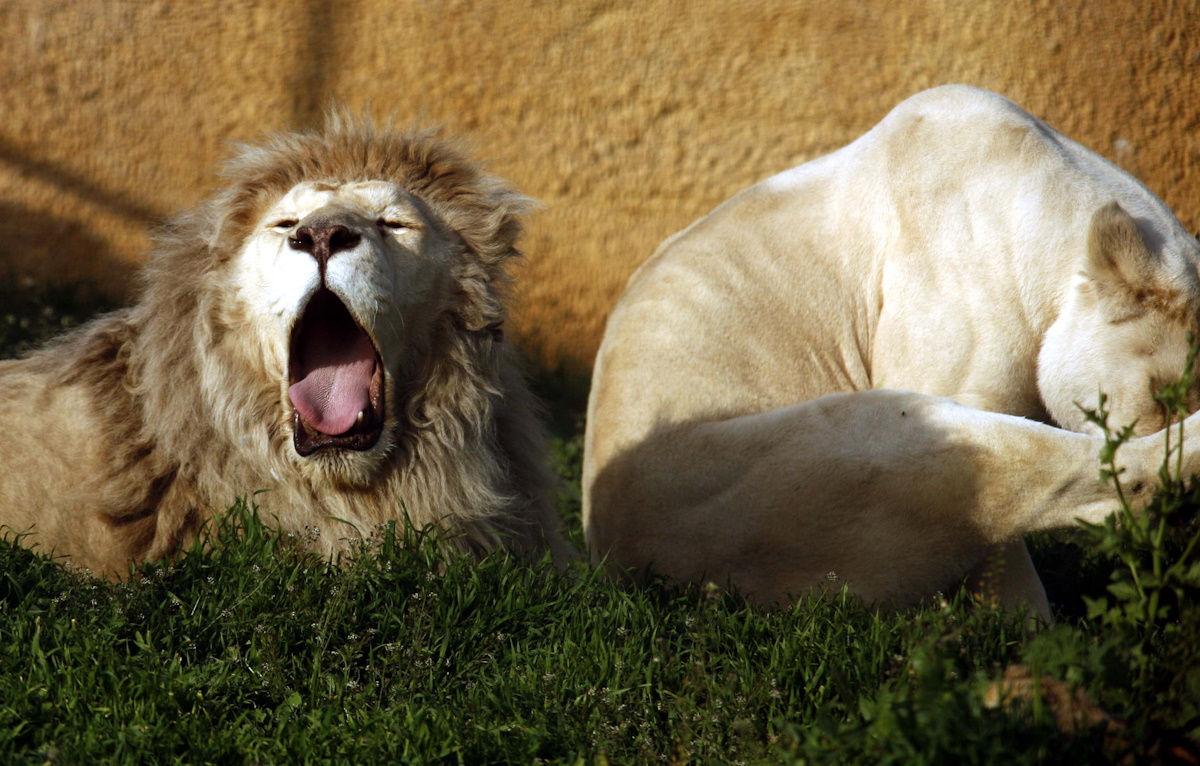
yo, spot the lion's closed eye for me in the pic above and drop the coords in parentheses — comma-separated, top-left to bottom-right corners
(271, 219, 298, 230)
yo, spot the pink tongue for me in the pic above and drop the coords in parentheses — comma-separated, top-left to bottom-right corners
(288, 322, 376, 436)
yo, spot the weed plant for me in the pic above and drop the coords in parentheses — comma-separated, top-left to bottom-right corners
(1, 283, 1198, 763)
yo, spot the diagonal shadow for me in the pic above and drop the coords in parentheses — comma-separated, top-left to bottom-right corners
(0, 134, 165, 227)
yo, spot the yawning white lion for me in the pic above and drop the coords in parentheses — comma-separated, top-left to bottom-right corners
(0, 118, 571, 575)
(583, 85, 1200, 621)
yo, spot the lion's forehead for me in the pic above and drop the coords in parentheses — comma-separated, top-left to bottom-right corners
(271, 180, 411, 218)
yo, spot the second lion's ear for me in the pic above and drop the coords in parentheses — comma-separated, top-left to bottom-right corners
(1083, 201, 1167, 318)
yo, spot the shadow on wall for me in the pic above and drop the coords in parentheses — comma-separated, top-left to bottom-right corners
(0, 201, 136, 298)
(289, 0, 340, 128)
(0, 129, 160, 301)
(0, 136, 164, 229)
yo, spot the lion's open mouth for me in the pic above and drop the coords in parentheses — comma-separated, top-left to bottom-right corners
(287, 288, 385, 456)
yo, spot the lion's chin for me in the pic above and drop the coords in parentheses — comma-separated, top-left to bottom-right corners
(288, 430, 395, 489)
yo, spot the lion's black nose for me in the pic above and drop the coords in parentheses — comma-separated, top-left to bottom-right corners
(289, 224, 362, 269)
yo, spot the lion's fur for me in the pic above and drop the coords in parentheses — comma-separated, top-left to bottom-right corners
(0, 116, 570, 576)
(583, 86, 1200, 620)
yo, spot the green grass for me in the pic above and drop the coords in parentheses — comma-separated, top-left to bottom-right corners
(2, 281, 1198, 764)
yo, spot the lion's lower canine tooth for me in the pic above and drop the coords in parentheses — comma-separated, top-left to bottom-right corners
(356, 410, 364, 424)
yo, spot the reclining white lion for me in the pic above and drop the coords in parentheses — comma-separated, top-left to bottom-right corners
(0, 117, 571, 576)
(583, 85, 1200, 621)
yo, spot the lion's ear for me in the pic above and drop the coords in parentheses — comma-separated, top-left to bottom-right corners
(1083, 201, 1166, 316)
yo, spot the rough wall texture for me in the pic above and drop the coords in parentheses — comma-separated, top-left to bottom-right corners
(2, 1, 1197, 368)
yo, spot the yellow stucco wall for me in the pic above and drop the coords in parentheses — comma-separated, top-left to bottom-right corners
(2, 1, 1197, 367)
